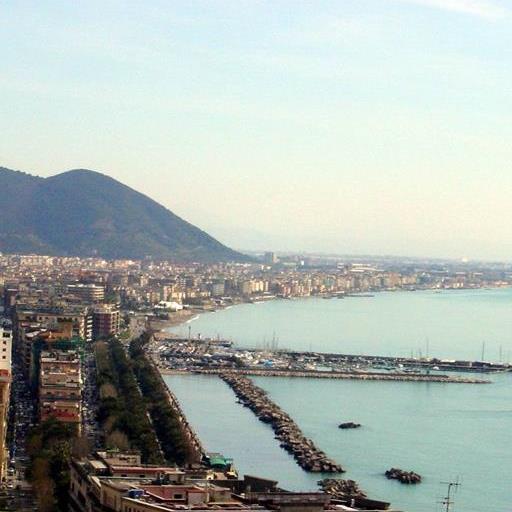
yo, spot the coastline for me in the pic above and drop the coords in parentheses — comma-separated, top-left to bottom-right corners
(149, 300, 247, 338)
(149, 286, 512, 338)
(149, 308, 206, 336)
(149, 287, 512, 361)
(151, 291, 512, 512)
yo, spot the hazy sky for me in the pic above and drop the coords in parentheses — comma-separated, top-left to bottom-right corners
(1, 1, 512, 260)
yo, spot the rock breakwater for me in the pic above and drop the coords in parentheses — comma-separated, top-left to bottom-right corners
(339, 422, 361, 429)
(385, 468, 422, 484)
(195, 368, 490, 384)
(221, 373, 343, 473)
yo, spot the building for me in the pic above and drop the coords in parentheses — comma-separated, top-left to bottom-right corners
(39, 349, 82, 428)
(67, 284, 105, 303)
(263, 252, 278, 265)
(69, 450, 331, 512)
(210, 281, 225, 297)
(15, 306, 92, 378)
(15, 306, 93, 344)
(93, 306, 120, 341)
(0, 326, 11, 481)
(154, 301, 183, 313)
(2, 288, 18, 317)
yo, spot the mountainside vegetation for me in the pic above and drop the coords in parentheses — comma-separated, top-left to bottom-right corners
(0, 167, 246, 262)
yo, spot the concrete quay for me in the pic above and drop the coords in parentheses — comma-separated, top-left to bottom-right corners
(193, 368, 490, 384)
(221, 373, 343, 474)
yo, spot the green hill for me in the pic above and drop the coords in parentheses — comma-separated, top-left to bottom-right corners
(0, 167, 246, 262)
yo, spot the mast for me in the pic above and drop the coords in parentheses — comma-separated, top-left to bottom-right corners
(439, 479, 461, 512)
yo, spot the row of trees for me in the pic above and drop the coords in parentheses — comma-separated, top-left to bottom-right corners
(95, 339, 164, 464)
(27, 418, 88, 512)
(27, 331, 198, 512)
(129, 333, 200, 466)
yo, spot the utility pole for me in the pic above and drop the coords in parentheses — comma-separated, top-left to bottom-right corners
(439, 479, 461, 512)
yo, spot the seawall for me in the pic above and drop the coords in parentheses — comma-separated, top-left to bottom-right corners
(185, 368, 490, 384)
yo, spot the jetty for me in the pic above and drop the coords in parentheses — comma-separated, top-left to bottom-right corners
(193, 368, 490, 384)
(221, 373, 343, 473)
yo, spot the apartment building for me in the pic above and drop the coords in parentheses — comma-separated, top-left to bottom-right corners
(67, 284, 105, 303)
(93, 306, 120, 341)
(0, 326, 11, 481)
(15, 306, 93, 343)
(39, 350, 82, 428)
(69, 450, 329, 512)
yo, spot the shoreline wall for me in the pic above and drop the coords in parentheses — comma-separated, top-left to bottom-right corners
(151, 359, 206, 462)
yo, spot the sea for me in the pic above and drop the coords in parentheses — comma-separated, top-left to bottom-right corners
(163, 289, 512, 512)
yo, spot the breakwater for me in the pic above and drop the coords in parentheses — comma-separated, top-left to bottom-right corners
(221, 373, 343, 473)
(192, 368, 490, 384)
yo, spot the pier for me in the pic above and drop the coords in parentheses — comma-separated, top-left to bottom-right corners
(221, 373, 343, 473)
(189, 368, 490, 384)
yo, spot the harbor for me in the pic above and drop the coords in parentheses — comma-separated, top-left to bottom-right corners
(159, 289, 512, 512)
(151, 334, 492, 384)
(163, 371, 512, 512)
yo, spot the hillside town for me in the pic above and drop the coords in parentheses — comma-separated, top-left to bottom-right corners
(0, 252, 511, 511)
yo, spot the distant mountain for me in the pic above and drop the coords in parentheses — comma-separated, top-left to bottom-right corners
(0, 167, 247, 262)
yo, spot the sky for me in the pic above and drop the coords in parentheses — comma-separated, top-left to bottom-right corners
(1, 0, 512, 260)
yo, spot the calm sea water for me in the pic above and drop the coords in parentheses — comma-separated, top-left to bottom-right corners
(164, 289, 512, 511)
(170, 288, 512, 361)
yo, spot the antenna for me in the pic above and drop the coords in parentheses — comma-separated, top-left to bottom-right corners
(481, 341, 485, 362)
(439, 479, 461, 512)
